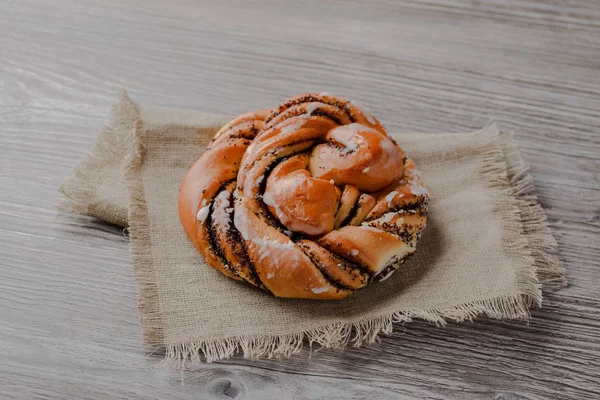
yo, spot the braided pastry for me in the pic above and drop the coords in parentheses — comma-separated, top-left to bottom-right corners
(178, 93, 429, 300)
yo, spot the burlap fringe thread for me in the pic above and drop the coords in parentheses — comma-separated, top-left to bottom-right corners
(120, 109, 565, 364)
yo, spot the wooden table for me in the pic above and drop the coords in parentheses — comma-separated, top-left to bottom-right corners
(2, 1, 599, 398)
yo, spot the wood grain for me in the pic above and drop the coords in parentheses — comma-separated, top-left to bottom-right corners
(1, 0, 599, 398)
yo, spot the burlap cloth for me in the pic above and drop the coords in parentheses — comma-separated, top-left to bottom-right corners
(60, 91, 565, 364)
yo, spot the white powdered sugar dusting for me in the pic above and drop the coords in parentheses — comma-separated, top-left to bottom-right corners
(385, 191, 398, 205)
(304, 103, 319, 117)
(280, 120, 305, 135)
(410, 185, 429, 197)
(334, 123, 363, 154)
(251, 237, 296, 252)
(365, 112, 377, 126)
(259, 249, 271, 262)
(410, 169, 422, 181)
(262, 191, 275, 206)
(339, 138, 359, 154)
(378, 269, 395, 282)
(293, 219, 330, 236)
(311, 286, 329, 294)
(196, 205, 210, 223)
(351, 249, 359, 256)
(216, 191, 230, 205)
(263, 190, 291, 226)
(382, 212, 395, 223)
(351, 100, 377, 125)
(233, 209, 251, 240)
(213, 190, 232, 228)
(360, 225, 382, 233)
(362, 167, 371, 173)
(255, 175, 264, 187)
(267, 272, 275, 279)
(236, 211, 297, 260)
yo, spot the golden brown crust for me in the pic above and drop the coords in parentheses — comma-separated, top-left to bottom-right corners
(367, 160, 429, 220)
(334, 185, 361, 229)
(178, 94, 428, 299)
(309, 124, 405, 192)
(178, 111, 268, 280)
(234, 199, 352, 299)
(264, 154, 338, 237)
(296, 239, 369, 290)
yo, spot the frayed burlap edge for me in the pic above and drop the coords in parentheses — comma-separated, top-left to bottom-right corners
(58, 91, 138, 227)
(121, 104, 166, 353)
(120, 114, 564, 364)
(499, 132, 566, 289)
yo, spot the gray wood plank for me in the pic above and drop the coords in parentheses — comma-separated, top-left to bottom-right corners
(1, 0, 598, 398)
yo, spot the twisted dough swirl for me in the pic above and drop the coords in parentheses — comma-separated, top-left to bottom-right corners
(178, 93, 429, 300)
